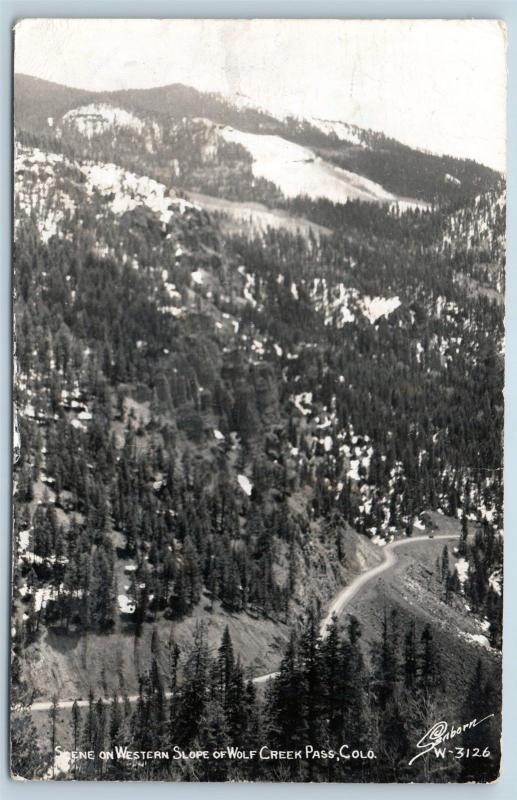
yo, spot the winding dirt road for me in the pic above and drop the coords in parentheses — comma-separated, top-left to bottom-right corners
(318, 532, 458, 638)
(252, 533, 458, 685)
(27, 533, 458, 710)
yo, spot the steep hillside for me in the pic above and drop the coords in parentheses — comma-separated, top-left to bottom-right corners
(13, 141, 394, 695)
(13, 135, 504, 671)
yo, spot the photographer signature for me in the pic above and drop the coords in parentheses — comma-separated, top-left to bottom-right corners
(408, 715, 494, 766)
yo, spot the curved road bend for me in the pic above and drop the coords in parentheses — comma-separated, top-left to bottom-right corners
(253, 533, 458, 685)
(28, 533, 458, 710)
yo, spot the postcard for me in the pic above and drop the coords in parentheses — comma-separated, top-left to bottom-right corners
(11, 18, 505, 782)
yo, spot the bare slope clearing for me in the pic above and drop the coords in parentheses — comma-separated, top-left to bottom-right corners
(220, 127, 429, 210)
(186, 191, 331, 239)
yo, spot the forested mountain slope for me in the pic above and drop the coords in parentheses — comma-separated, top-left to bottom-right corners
(11, 78, 504, 782)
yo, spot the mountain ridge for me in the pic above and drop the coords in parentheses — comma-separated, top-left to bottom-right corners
(14, 73, 501, 206)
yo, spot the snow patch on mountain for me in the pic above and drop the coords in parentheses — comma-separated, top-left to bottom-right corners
(309, 117, 367, 147)
(462, 632, 491, 650)
(445, 173, 461, 186)
(292, 392, 313, 416)
(361, 295, 401, 324)
(237, 474, 253, 496)
(489, 570, 502, 595)
(455, 557, 469, 585)
(118, 594, 136, 614)
(15, 144, 199, 245)
(219, 126, 405, 205)
(79, 162, 195, 223)
(310, 278, 401, 327)
(310, 280, 357, 326)
(62, 104, 145, 137)
(14, 146, 76, 242)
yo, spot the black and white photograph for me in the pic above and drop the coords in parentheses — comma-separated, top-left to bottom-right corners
(11, 18, 506, 782)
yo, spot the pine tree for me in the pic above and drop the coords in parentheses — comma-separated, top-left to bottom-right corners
(461, 659, 500, 782)
(195, 698, 230, 781)
(270, 631, 306, 757)
(341, 616, 369, 768)
(404, 621, 417, 690)
(441, 545, 449, 584)
(372, 609, 400, 709)
(299, 606, 323, 776)
(225, 660, 249, 744)
(171, 623, 210, 746)
(48, 695, 59, 778)
(459, 513, 469, 557)
(167, 630, 181, 693)
(11, 708, 47, 780)
(71, 699, 81, 777)
(93, 698, 106, 777)
(418, 624, 441, 695)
